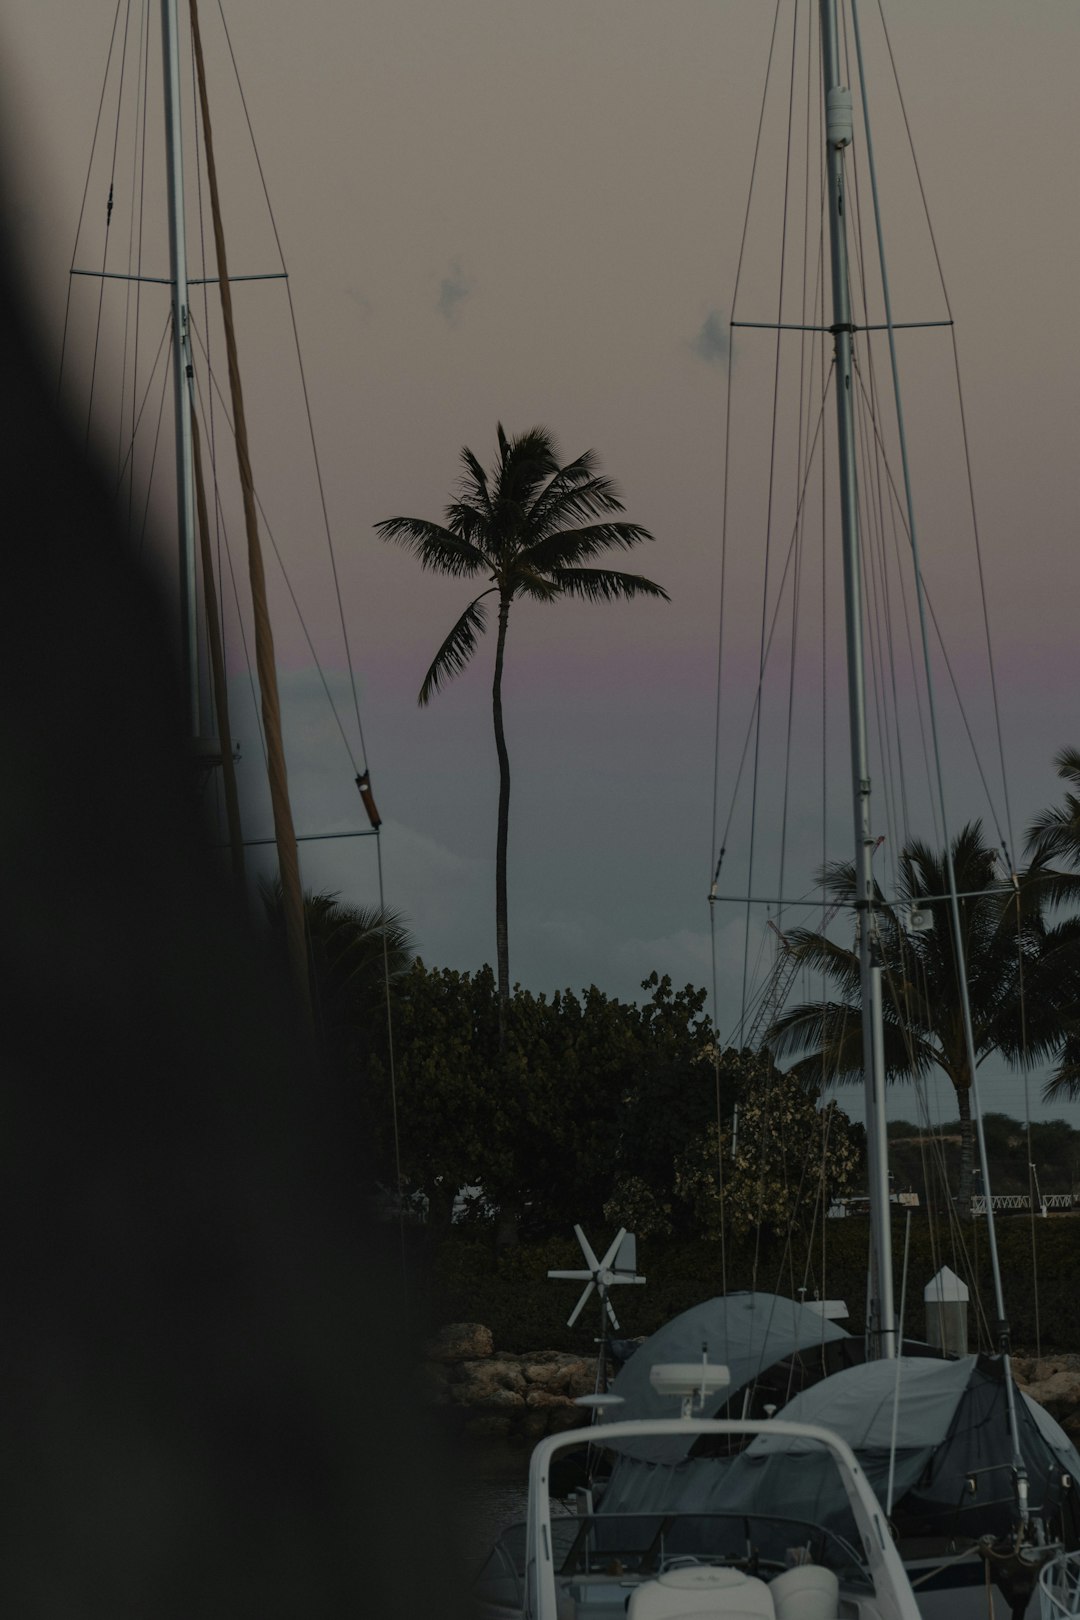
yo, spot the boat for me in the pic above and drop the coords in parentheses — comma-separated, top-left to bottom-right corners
(588, 1293, 1079, 1620)
(474, 1362, 926, 1620)
(476, 1, 1079, 1614)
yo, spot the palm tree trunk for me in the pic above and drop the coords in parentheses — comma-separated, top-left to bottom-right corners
(956, 1082, 974, 1218)
(492, 593, 511, 1048)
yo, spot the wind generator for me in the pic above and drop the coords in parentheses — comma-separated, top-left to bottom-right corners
(548, 1226, 646, 1395)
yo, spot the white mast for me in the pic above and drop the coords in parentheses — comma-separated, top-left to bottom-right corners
(160, 0, 199, 736)
(818, 0, 896, 1359)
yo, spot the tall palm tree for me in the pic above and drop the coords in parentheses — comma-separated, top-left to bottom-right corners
(1026, 747, 1080, 1100)
(765, 822, 1047, 1214)
(375, 424, 667, 1041)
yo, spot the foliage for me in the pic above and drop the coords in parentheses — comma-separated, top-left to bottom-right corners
(766, 822, 1048, 1213)
(886, 1112, 1080, 1207)
(673, 1079, 859, 1238)
(424, 1213, 1080, 1356)
(363, 967, 722, 1236)
(1025, 747, 1080, 1100)
(375, 424, 666, 1034)
(360, 966, 866, 1246)
(261, 883, 415, 1078)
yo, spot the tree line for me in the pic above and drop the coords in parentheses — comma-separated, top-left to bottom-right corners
(268, 423, 1080, 1236)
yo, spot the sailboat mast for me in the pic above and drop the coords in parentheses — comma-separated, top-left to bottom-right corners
(818, 0, 896, 1358)
(160, 0, 199, 737)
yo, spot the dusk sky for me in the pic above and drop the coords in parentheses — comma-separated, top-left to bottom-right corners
(5, 2, 1079, 1130)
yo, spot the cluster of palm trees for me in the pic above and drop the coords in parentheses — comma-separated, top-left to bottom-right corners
(764, 750, 1080, 1211)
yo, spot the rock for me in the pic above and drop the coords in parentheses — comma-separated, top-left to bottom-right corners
(522, 1353, 591, 1393)
(525, 1389, 577, 1411)
(1021, 1367, 1080, 1426)
(454, 1359, 528, 1402)
(522, 1392, 588, 1440)
(566, 1359, 605, 1398)
(427, 1322, 493, 1362)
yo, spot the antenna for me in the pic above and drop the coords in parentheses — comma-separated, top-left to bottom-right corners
(548, 1226, 645, 1331)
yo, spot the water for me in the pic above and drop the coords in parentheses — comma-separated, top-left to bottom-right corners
(453, 1439, 531, 1573)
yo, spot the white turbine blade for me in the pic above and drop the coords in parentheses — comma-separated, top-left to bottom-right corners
(599, 1227, 627, 1273)
(574, 1224, 601, 1274)
(604, 1295, 621, 1332)
(567, 1280, 595, 1328)
(547, 1269, 591, 1282)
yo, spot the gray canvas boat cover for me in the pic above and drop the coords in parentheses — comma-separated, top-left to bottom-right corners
(600, 1350, 1080, 1551)
(597, 1291, 850, 1464)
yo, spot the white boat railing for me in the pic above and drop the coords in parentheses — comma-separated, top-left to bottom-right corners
(1040, 1550, 1080, 1619)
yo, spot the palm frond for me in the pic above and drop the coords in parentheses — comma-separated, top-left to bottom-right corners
(512, 568, 561, 603)
(458, 447, 493, 515)
(524, 521, 656, 572)
(766, 1001, 865, 1083)
(526, 467, 627, 535)
(550, 566, 669, 603)
(493, 424, 561, 509)
(418, 590, 493, 705)
(1042, 1054, 1080, 1103)
(1027, 748, 1080, 862)
(781, 927, 861, 996)
(374, 516, 487, 577)
(1023, 864, 1080, 912)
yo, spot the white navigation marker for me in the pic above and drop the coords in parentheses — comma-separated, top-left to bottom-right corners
(548, 1225, 646, 1330)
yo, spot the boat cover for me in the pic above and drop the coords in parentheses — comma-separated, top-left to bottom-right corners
(600, 1351, 1080, 1548)
(597, 1291, 850, 1464)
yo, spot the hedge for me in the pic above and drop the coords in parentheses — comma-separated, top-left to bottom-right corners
(407, 1215, 1080, 1356)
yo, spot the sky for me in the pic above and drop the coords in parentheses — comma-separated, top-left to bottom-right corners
(4, 1, 1080, 1135)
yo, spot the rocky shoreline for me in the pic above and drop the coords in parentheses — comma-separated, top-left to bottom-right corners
(425, 1323, 608, 1441)
(426, 1324, 1080, 1447)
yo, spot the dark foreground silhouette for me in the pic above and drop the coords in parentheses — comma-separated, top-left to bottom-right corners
(0, 187, 469, 1617)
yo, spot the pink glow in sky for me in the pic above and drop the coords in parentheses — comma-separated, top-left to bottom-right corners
(4, 3, 1079, 1126)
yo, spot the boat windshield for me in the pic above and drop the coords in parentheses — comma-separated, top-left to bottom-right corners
(474, 1509, 873, 1613)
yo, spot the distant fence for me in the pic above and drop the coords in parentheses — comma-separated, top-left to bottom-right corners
(829, 1191, 1078, 1219)
(971, 1192, 1076, 1215)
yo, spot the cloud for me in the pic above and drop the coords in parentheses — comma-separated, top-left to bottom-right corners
(692, 309, 729, 366)
(342, 284, 372, 321)
(437, 261, 471, 323)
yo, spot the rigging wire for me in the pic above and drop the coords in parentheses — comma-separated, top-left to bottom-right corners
(109, 311, 173, 499)
(136, 348, 173, 562)
(187, 336, 268, 775)
(741, 1, 802, 1035)
(873, 0, 1018, 871)
(83, 1, 135, 454)
(185, 312, 364, 777)
(708, 0, 784, 1107)
(58, 0, 125, 402)
(850, 8, 1023, 1484)
(125, 3, 153, 546)
(212, 0, 372, 778)
(116, 1, 146, 496)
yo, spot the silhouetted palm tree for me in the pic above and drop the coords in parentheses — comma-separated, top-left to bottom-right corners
(1026, 747, 1080, 1100)
(766, 822, 1047, 1214)
(375, 424, 666, 1042)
